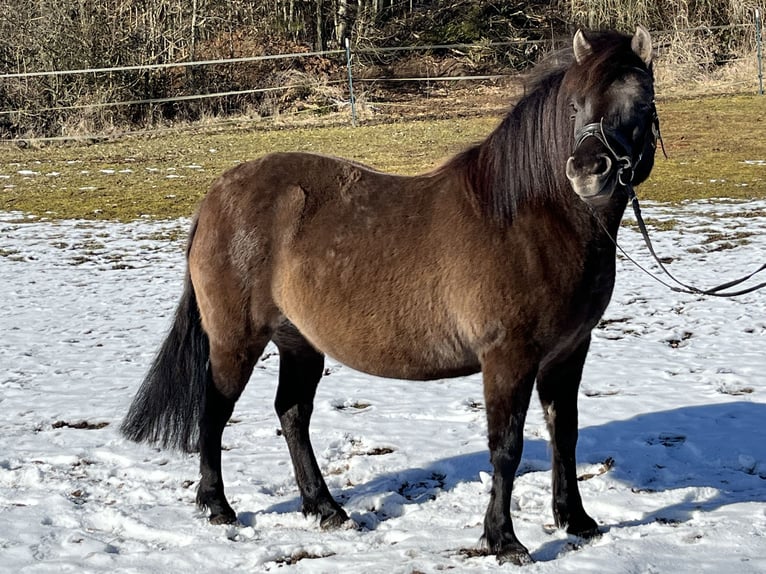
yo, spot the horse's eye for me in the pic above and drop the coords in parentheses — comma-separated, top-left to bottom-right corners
(569, 102, 578, 121)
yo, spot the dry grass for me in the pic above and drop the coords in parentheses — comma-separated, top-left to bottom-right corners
(646, 95, 766, 202)
(0, 117, 496, 220)
(656, 50, 763, 98)
(0, 93, 764, 221)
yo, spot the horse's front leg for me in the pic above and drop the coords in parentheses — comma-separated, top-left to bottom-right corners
(536, 336, 599, 538)
(481, 347, 538, 565)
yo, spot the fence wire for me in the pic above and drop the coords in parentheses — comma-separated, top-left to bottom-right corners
(0, 22, 763, 143)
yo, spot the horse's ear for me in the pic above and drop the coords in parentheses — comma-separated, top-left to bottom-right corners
(631, 25, 653, 65)
(573, 29, 591, 64)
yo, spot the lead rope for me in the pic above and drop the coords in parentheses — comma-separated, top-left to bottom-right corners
(626, 188, 766, 297)
(590, 186, 766, 297)
(582, 109, 766, 297)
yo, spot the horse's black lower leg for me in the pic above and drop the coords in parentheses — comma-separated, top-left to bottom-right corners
(197, 376, 238, 524)
(481, 350, 537, 565)
(196, 343, 261, 525)
(274, 329, 348, 529)
(537, 337, 599, 538)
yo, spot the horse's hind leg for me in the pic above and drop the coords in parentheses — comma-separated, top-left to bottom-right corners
(188, 197, 275, 524)
(273, 323, 349, 529)
(197, 334, 268, 524)
(536, 336, 599, 538)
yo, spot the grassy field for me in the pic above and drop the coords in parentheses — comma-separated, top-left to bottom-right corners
(0, 94, 764, 221)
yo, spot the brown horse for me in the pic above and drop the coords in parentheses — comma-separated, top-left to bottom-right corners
(122, 26, 658, 564)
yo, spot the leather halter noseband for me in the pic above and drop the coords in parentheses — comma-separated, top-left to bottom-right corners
(572, 104, 663, 188)
(574, 120, 636, 186)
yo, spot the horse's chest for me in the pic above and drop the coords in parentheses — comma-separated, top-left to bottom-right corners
(545, 254, 616, 348)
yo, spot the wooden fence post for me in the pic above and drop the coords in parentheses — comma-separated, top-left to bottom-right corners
(756, 8, 764, 95)
(346, 38, 357, 126)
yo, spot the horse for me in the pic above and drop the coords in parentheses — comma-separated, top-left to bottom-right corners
(121, 26, 659, 565)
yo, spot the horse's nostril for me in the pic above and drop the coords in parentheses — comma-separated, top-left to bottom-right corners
(566, 154, 612, 180)
(595, 154, 612, 175)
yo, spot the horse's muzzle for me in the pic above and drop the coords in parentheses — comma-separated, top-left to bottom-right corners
(565, 152, 614, 198)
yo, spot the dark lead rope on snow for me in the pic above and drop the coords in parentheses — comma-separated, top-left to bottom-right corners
(582, 106, 766, 298)
(592, 185, 766, 297)
(627, 189, 766, 297)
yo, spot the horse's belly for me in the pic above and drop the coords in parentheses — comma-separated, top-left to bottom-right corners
(269, 186, 480, 380)
(320, 335, 480, 381)
(277, 287, 479, 381)
(302, 318, 479, 381)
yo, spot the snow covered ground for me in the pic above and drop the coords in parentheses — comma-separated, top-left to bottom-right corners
(1, 199, 765, 573)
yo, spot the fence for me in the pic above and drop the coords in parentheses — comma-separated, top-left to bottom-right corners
(0, 18, 763, 143)
(758, 8, 765, 95)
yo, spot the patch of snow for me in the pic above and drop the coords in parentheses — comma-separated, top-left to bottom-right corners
(1, 201, 765, 573)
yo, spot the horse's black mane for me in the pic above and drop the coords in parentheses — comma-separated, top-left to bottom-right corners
(445, 30, 651, 224)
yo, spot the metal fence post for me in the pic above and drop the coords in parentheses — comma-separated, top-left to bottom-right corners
(757, 8, 764, 95)
(345, 37, 357, 126)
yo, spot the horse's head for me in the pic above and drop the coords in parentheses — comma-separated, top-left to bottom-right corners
(564, 26, 659, 201)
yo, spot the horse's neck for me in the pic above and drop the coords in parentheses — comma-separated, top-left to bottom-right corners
(585, 193, 629, 248)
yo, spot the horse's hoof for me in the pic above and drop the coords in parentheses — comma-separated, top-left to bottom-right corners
(572, 526, 601, 540)
(496, 545, 534, 566)
(209, 510, 238, 525)
(566, 516, 601, 539)
(320, 508, 351, 530)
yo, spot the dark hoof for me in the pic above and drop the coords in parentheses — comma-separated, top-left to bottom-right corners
(566, 515, 601, 539)
(198, 490, 237, 525)
(570, 525, 601, 540)
(209, 508, 238, 525)
(497, 544, 534, 566)
(319, 508, 351, 530)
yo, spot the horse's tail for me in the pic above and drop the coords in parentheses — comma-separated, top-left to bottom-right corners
(120, 217, 208, 453)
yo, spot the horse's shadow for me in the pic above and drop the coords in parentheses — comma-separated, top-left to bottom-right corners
(255, 401, 766, 558)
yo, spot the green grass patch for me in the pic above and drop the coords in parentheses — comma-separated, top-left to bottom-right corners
(0, 95, 764, 221)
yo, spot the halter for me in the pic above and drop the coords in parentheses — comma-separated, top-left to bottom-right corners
(572, 103, 665, 188)
(574, 120, 635, 186)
